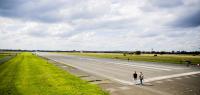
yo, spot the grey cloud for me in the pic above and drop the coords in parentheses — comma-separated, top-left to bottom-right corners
(73, 17, 138, 33)
(0, 0, 80, 23)
(0, 0, 24, 9)
(0, 0, 110, 23)
(55, 31, 82, 39)
(138, 33, 159, 38)
(172, 9, 200, 27)
(34, 27, 84, 39)
(0, 0, 57, 22)
(97, 18, 136, 30)
(165, 31, 186, 38)
(27, 29, 49, 37)
(150, 0, 183, 8)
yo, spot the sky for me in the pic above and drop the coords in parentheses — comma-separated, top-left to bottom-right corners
(0, 0, 200, 51)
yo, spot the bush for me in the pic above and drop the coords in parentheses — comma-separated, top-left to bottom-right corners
(135, 51, 141, 55)
(123, 53, 126, 56)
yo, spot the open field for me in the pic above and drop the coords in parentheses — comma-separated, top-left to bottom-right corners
(58, 52, 200, 64)
(0, 52, 108, 95)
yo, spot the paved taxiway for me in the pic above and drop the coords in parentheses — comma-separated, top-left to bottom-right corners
(37, 52, 200, 85)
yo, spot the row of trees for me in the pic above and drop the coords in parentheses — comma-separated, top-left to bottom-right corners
(123, 51, 200, 55)
(0, 49, 199, 55)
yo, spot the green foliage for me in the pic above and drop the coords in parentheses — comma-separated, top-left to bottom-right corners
(0, 52, 108, 95)
(135, 51, 141, 55)
(123, 53, 126, 56)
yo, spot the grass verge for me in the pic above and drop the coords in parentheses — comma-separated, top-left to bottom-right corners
(0, 55, 6, 59)
(0, 52, 108, 95)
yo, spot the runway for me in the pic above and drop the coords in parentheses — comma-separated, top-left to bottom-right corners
(37, 52, 200, 85)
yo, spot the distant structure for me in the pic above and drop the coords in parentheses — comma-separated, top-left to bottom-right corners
(80, 51, 83, 53)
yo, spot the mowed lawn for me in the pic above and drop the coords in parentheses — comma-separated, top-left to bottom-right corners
(60, 52, 200, 64)
(0, 52, 108, 95)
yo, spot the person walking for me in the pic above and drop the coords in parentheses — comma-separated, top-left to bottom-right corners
(133, 71, 137, 84)
(139, 72, 144, 85)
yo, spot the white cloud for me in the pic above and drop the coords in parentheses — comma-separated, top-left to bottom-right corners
(0, 0, 200, 51)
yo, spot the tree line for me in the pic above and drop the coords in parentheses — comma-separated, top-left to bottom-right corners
(1, 49, 199, 55)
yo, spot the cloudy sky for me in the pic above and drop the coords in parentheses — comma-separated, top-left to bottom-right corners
(0, 0, 200, 51)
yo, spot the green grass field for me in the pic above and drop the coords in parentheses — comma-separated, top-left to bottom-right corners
(0, 54, 8, 59)
(0, 52, 108, 95)
(60, 52, 200, 64)
(0, 55, 6, 59)
(0, 52, 16, 60)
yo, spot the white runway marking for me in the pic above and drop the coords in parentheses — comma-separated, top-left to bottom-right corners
(118, 86, 130, 90)
(78, 57, 186, 70)
(103, 61, 171, 71)
(145, 71, 200, 82)
(106, 88, 117, 92)
(166, 79, 173, 82)
(123, 62, 186, 70)
(155, 81, 163, 83)
(92, 60, 167, 72)
(175, 78, 182, 80)
(78, 57, 172, 71)
(77, 57, 172, 71)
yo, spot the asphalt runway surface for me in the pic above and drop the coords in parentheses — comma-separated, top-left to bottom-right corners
(37, 52, 200, 85)
(148, 73, 200, 95)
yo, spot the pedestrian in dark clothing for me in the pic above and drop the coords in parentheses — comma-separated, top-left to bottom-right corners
(139, 72, 144, 85)
(133, 71, 137, 84)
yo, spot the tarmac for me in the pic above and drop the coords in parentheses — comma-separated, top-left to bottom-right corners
(38, 52, 200, 95)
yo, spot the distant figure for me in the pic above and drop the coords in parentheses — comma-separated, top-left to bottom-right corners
(133, 71, 137, 84)
(186, 60, 191, 67)
(139, 72, 144, 85)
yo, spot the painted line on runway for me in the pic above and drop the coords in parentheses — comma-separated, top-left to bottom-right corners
(175, 77, 182, 80)
(107, 61, 171, 71)
(77, 56, 184, 70)
(155, 81, 163, 83)
(44, 53, 185, 71)
(91, 60, 165, 72)
(118, 86, 131, 90)
(166, 79, 173, 82)
(65, 56, 170, 72)
(77, 57, 172, 71)
(144, 71, 200, 82)
(125, 62, 188, 70)
(80, 58, 171, 71)
(106, 88, 117, 92)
